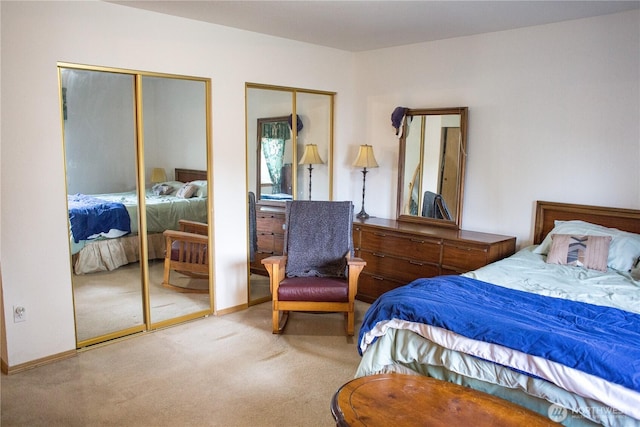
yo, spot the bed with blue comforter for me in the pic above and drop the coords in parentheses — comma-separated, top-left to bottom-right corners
(357, 202, 640, 427)
(69, 178, 208, 274)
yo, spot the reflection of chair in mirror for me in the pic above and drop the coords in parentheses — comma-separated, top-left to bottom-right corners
(162, 219, 209, 293)
(406, 165, 420, 215)
(261, 201, 366, 335)
(248, 191, 257, 262)
(422, 191, 452, 220)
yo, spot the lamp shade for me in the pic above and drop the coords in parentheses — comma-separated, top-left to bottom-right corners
(150, 167, 167, 183)
(352, 145, 379, 168)
(299, 144, 324, 165)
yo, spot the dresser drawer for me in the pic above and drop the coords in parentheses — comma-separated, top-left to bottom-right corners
(360, 229, 441, 263)
(442, 243, 488, 271)
(257, 234, 284, 254)
(356, 272, 405, 303)
(361, 250, 440, 284)
(257, 214, 284, 234)
(250, 252, 271, 275)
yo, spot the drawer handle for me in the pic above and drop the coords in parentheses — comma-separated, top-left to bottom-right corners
(410, 238, 426, 243)
(371, 275, 384, 281)
(374, 232, 387, 237)
(408, 260, 424, 266)
(372, 252, 386, 258)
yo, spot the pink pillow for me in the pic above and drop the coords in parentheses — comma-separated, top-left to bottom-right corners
(176, 183, 196, 199)
(546, 234, 612, 272)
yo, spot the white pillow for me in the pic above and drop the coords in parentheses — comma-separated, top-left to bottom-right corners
(190, 180, 208, 198)
(534, 220, 640, 272)
(159, 181, 185, 193)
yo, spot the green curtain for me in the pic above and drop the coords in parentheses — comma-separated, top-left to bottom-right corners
(262, 122, 290, 140)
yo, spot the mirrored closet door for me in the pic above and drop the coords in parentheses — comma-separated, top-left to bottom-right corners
(245, 83, 335, 305)
(60, 64, 213, 347)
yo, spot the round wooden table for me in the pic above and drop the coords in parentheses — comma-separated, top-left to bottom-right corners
(331, 374, 560, 426)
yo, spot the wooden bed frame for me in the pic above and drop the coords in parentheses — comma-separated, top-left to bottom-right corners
(175, 168, 207, 183)
(534, 200, 640, 244)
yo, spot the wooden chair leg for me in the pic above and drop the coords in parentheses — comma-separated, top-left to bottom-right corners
(272, 309, 289, 334)
(346, 311, 355, 336)
(162, 258, 171, 286)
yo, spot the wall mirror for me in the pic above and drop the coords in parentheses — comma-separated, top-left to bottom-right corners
(396, 107, 468, 229)
(246, 83, 335, 305)
(59, 63, 213, 348)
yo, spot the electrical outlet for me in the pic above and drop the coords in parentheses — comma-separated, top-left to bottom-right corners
(13, 306, 26, 323)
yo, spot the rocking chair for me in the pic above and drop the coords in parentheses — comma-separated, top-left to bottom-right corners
(162, 219, 209, 293)
(261, 201, 366, 335)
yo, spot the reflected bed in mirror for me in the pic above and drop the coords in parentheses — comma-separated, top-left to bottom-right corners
(397, 107, 468, 229)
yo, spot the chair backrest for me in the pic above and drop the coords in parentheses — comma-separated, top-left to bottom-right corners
(422, 191, 452, 220)
(284, 200, 353, 278)
(248, 192, 257, 262)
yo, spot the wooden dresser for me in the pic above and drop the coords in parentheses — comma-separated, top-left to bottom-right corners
(250, 203, 286, 276)
(353, 217, 516, 302)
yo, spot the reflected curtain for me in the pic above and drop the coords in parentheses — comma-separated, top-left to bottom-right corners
(261, 122, 290, 194)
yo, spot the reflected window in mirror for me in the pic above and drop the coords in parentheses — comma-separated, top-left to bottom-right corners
(246, 84, 334, 205)
(397, 107, 468, 229)
(257, 116, 294, 201)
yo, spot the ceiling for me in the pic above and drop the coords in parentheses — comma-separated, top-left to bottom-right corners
(110, 1, 639, 52)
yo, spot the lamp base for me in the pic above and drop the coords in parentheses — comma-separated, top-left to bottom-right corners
(356, 209, 370, 219)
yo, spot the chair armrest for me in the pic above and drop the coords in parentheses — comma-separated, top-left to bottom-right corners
(163, 229, 208, 244)
(261, 256, 287, 295)
(346, 256, 366, 267)
(178, 219, 208, 235)
(346, 255, 366, 300)
(261, 255, 287, 268)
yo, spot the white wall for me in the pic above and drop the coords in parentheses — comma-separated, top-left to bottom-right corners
(350, 10, 639, 245)
(0, 0, 356, 367)
(1, 1, 638, 368)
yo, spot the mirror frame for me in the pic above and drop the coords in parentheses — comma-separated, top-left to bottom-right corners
(396, 107, 468, 229)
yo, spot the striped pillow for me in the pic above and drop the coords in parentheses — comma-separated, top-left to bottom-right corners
(546, 234, 612, 272)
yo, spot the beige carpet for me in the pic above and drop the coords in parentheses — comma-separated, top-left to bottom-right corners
(73, 261, 210, 342)
(1, 300, 371, 426)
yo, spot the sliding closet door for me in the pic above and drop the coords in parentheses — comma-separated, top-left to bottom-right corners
(245, 84, 335, 305)
(61, 64, 213, 348)
(141, 75, 212, 326)
(294, 91, 333, 201)
(61, 67, 145, 346)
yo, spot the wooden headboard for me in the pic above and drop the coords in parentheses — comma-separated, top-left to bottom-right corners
(175, 168, 207, 182)
(534, 201, 640, 244)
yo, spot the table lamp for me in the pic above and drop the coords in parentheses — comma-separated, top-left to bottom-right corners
(298, 144, 324, 200)
(150, 167, 167, 184)
(353, 145, 378, 219)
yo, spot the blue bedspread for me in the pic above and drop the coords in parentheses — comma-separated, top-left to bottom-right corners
(358, 275, 640, 392)
(68, 194, 131, 243)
